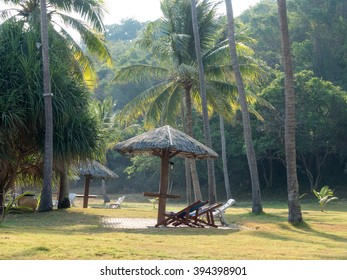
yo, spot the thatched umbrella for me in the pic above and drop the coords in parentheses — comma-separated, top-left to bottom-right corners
(75, 160, 118, 208)
(114, 125, 218, 224)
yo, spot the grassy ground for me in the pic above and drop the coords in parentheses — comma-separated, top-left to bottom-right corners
(0, 195, 346, 260)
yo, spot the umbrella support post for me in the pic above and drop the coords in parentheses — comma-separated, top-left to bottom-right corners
(83, 175, 91, 208)
(157, 153, 170, 225)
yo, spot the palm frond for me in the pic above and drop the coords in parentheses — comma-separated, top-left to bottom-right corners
(114, 64, 171, 84)
(162, 85, 183, 125)
(0, 8, 20, 20)
(49, 0, 105, 32)
(116, 80, 175, 126)
(58, 13, 112, 67)
(146, 82, 181, 127)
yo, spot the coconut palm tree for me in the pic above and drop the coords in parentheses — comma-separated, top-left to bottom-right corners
(115, 0, 223, 200)
(190, 0, 217, 203)
(115, 0, 262, 201)
(219, 115, 232, 199)
(0, 0, 112, 87)
(39, 0, 53, 211)
(224, 0, 263, 213)
(277, 0, 303, 223)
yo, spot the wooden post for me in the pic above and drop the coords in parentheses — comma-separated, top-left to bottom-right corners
(83, 175, 91, 208)
(157, 151, 170, 224)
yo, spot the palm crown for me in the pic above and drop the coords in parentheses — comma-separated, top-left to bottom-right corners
(0, 0, 112, 87)
(114, 0, 263, 127)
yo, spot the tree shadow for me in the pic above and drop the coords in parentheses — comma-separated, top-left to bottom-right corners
(278, 221, 347, 243)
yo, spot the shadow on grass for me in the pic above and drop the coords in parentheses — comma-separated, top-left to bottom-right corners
(6, 246, 52, 259)
(246, 219, 347, 246)
(228, 210, 347, 246)
(279, 221, 347, 243)
(1, 209, 103, 235)
(110, 227, 240, 237)
(2, 209, 240, 237)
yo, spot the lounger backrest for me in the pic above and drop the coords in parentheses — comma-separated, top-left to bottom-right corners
(189, 200, 208, 213)
(176, 200, 208, 218)
(116, 196, 126, 204)
(69, 193, 76, 201)
(197, 202, 222, 216)
(214, 198, 235, 214)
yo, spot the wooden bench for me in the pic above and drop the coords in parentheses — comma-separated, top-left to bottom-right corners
(75, 194, 98, 198)
(144, 192, 181, 199)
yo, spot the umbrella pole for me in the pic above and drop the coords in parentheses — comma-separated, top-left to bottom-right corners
(83, 175, 91, 208)
(157, 152, 170, 224)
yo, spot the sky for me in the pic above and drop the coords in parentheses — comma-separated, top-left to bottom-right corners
(1, 1, 262, 25)
(102, 0, 262, 25)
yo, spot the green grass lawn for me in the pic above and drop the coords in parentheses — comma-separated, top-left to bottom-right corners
(0, 196, 346, 260)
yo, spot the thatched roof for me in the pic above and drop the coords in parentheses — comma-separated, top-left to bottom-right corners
(114, 125, 218, 159)
(75, 160, 118, 179)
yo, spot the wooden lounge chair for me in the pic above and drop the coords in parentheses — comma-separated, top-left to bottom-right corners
(155, 200, 209, 228)
(109, 195, 126, 209)
(192, 202, 223, 228)
(212, 198, 235, 226)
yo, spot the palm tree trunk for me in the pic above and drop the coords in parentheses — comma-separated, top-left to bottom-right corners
(184, 85, 203, 201)
(191, 0, 217, 204)
(181, 98, 192, 204)
(38, 0, 53, 212)
(277, 0, 303, 223)
(220, 115, 232, 199)
(224, 0, 262, 213)
(58, 163, 70, 209)
(101, 179, 111, 203)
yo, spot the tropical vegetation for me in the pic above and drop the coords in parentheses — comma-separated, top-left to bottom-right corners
(1, 0, 347, 227)
(0, 20, 102, 210)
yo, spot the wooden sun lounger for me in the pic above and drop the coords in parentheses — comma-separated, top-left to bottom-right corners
(192, 202, 223, 228)
(155, 200, 209, 228)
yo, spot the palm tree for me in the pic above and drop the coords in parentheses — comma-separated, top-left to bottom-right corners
(39, 0, 53, 211)
(219, 115, 232, 199)
(190, 0, 217, 203)
(0, 0, 112, 87)
(1, 0, 111, 211)
(277, 0, 303, 223)
(115, 0, 261, 200)
(0, 21, 102, 210)
(115, 0, 221, 200)
(224, 0, 263, 213)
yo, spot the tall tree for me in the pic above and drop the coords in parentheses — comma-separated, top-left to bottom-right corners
(190, 0, 217, 203)
(1, 0, 111, 211)
(0, 0, 112, 88)
(115, 0, 261, 201)
(219, 115, 232, 199)
(0, 21, 101, 210)
(224, 0, 263, 213)
(277, 0, 303, 223)
(115, 0, 223, 200)
(39, 0, 53, 211)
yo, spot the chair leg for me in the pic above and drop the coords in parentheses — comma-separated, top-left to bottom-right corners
(219, 213, 228, 226)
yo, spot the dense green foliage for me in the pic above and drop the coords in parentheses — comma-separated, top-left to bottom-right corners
(0, 21, 101, 201)
(239, 0, 347, 89)
(1, 0, 347, 203)
(0, 0, 112, 88)
(99, 1, 347, 200)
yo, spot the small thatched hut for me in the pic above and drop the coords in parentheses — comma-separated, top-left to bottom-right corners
(75, 160, 118, 208)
